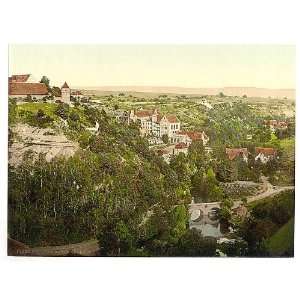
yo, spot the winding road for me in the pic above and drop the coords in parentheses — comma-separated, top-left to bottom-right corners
(189, 176, 294, 220)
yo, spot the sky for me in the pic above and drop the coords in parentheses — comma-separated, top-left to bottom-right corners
(9, 44, 295, 89)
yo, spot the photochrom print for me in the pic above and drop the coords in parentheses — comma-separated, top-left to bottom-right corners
(8, 45, 295, 257)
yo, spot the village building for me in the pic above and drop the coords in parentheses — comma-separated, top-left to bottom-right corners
(255, 147, 277, 163)
(60, 82, 71, 104)
(9, 74, 35, 83)
(156, 142, 188, 163)
(129, 109, 180, 138)
(226, 148, 249, 162)
(9, 74, 71, 104)
(71, 90, 85, 101)
(8, 74, 49, 100)
(264, 120, 288, 133)
(174, 142, 189, 155)
(171, 130, 209, 146)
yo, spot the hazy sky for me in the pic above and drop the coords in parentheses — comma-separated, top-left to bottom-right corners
(9, 44, 295, 89)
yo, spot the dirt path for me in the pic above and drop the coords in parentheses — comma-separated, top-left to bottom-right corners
(27, 239, 99, 257)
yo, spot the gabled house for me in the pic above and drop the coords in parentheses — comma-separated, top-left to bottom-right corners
(71, 90, 85, 101)
(9, 74, 49, 100)
(255, 147, 277, 163)
(174, 142, 189, 155)
(172, 131, 209, 146)
(264, 120, 288, 132)
(9, 82, 49, 100)
(226, 148, 249, 162)
(129, 109, 180, 137)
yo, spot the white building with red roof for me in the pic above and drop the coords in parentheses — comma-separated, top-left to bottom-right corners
(255, 147, 277, 163)
(61, 82, 70, 104)
(225, 148, 249, 162)
(171, 130, 209, 146)
(129, 109, 180, 138)
(9, 73, 49, 100)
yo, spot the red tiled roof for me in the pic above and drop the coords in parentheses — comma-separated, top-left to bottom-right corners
(166, 115, 179, 123)
(157, 149, 169, 155)
(255, 147, 276, 156)
(9, 74, 30, 83)
(178, 131, 203, 141)
(226, 148, 249, 160)
(135, 110, 153, 118)
(157, 114, 179, 123)
(264, 120, 288, 128)
(61, 82, 69, 89)
(277, 121, 288, 128)
(175, 142, 188, 149)
(9, 82, 48, 95)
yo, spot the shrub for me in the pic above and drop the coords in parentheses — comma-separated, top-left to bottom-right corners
(54, 103, 69, 120)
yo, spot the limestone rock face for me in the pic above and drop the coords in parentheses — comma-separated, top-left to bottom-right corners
(9, 123, 79, 167)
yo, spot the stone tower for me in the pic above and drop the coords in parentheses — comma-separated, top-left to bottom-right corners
(61, 82, 70, 104)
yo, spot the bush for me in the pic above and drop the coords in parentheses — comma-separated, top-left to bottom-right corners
(54, 103, 69, 120)
(69, 111, 80, 122)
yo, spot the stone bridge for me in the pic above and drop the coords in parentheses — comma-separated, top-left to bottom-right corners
(189, 182, 295, 220)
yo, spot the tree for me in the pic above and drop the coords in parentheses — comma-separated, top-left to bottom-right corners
(40, 76, 50, 91)
(8, 98, 17, 125)
(175, 228, 216, 256)
(219, 197, 234, 223)
(241, 197, 247, 205)
(161, 134, 169, 144)
(51, 86, 61, 97)
(206, 167, 224, 201)
(219, 92, 225, 97)
(69, 111, 80, 122)
(54, 103, 69, 120)
(243, 94, 247, 98)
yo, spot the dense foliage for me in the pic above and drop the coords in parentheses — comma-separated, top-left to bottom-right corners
(8, 105, 218, 255)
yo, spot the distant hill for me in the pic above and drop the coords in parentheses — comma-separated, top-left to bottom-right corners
(75, 86, 295, 99)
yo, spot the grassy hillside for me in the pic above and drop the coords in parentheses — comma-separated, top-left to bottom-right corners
(267, 218, 294, 257)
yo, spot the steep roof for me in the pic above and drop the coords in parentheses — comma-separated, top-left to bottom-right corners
(264, 120, 288, 128)
(9, 74, 30, 83)
(175, 142, 188, 149)
(178, 131, 204, 141)
(157, 114, 179, 123)
(226, 148, 249, 160)
(9, 82, 48, 95)
(135, 110, 151, 118)
(255, 147, 276, 156)
(157, 149, 169, 155)
(61, 82, 70, 89)
(166, 115, 179, 123)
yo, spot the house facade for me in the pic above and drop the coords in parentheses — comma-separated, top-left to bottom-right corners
(255, 147, 277, 163)
(171, 131, 209, 146)
(129, 109, 180, 138)
(8, 74, 48, 100)
(226, 148, 249, 162)
(264, 120, 288, 133)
